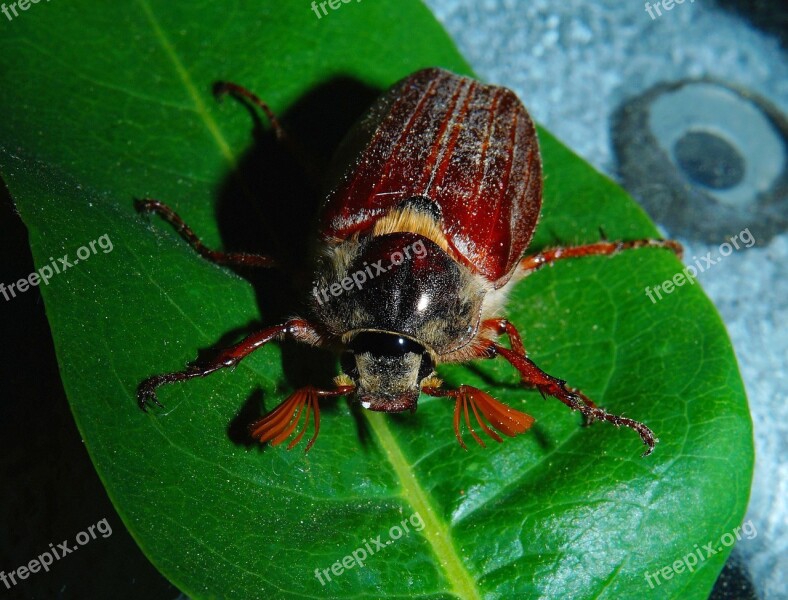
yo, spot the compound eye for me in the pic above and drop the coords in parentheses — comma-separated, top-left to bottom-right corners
(349, 331, 425, 358)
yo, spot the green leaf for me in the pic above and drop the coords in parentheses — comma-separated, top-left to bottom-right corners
(0, 1, 753, 598)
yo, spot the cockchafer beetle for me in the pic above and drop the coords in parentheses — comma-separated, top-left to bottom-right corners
(137, 68, 681, 455)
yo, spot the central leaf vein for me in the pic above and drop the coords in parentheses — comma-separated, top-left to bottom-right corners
(365, 412, 482, 600)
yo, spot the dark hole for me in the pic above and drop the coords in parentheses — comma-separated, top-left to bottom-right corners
(673, 130, 746, 190)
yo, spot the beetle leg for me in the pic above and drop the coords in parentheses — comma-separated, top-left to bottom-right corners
(491, 343, 657, 456)
(213, 81, 320, 184)
(249, 384, 355, 452)
(137, 318, 322, 411)
(213, 81, 288, 142)
(421, 385, 535, 450)
(135, 199, 278, 268)
(482, 317, 598, 423)
(519, 238, 682, 273)
(482, 317, 526, 355)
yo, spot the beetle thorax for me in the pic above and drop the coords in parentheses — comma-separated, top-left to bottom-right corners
(310, 232, 486, 356)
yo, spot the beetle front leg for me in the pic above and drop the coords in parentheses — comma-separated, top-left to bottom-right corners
(519, 238, 682, 273)
(137, 319, 321, 410)
(491, 342, 657, 456)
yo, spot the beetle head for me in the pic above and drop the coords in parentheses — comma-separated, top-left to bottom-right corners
(341, 331, 434, 411)
(312, 230, 487, 411)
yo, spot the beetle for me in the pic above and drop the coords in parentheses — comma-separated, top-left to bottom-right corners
(137, 68, 681, 455)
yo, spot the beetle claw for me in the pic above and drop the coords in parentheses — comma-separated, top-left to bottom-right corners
(137, 378, 165, 412)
